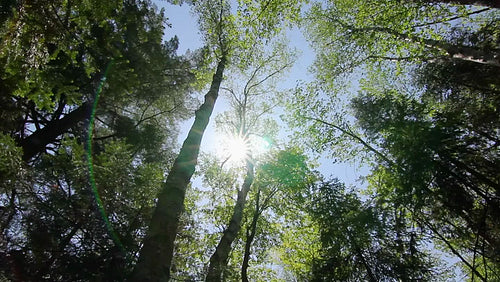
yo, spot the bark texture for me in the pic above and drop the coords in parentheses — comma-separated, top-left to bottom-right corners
(130, 57, 226, 282)
(205, 161, 254, 282)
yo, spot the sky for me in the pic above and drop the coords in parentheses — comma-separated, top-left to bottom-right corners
(154, 1, 370, 188)
(152, 1, 464, 277)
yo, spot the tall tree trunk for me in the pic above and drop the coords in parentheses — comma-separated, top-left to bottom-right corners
(241, 188, 261, 282)
(206, 160, 255, 282)
(130, 56, 226, 282)
(19, 102, 92, 161)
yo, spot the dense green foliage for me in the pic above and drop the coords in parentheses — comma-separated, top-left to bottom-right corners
(1, 0, 498, 281)
(309, 179, 439, 281)
(0, 0, 196, 280)
(286, 0, 499, 280)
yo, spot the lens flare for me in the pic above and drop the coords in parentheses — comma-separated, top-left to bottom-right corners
(216, 133, 273, 168)
(86, 60, 124, 253)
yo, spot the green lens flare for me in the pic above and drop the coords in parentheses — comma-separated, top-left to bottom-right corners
(86, 60, 124, 253)
(261, 136, 272, 149)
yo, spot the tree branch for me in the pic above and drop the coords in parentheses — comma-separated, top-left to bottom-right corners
(302, 115, 398, 169)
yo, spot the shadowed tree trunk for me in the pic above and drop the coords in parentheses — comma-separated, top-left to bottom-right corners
(130, 56, 226, 282)
(19, 102, 92, 161)
(353, 245, 378, 282)
(241, 187, 260, 282)
(206, 160, 254, 282)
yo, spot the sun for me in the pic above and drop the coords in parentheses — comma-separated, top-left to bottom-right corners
(225, 134, 250, 163)
(215, 132, 272, 167)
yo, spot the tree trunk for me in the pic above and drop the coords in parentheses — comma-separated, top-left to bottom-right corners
(354, 246, 378, 282)
(424, 0, 500, 8)
(422, 218, 486, 281)
(19, 102, 92, 161)
(362, 26, 500, 67)
(335, 19, 500, 67)
(130, 56, 226, 282)
(241, 188, 261, 282)
(206, 160, 254, 282)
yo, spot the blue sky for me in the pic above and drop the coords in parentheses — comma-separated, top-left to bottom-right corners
(151, 2, 466, 277)
(154, 1, 369, 188)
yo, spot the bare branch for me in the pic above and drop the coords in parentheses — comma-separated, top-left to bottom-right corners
(246, 62, 292, 94)
(221, 87, 242, 107)
(135, 102, 184, 128)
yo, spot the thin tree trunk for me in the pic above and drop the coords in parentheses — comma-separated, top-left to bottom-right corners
(354, 246, 378, 282)
(19, 102, 92, 161)
(241, 188, 261, 282)
(348, 230, 377, 282)
(130, 56, 226, 282)
(422, 219, 486, 281)
(206, 160, 254, 282)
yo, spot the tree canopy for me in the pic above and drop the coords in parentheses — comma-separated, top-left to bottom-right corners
(1, 0, 499, 281)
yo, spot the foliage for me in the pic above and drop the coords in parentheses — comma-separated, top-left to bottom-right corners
(0, 133, 22, 181)
(308, 179, 442, 281)
(0, 0, 196, 280)
(284, 1, 500, 280)
(306, 0, 498, 82)
(0, 137, 167, 281)
(1, 0, 498, 280)
(352, 79, 500, 279)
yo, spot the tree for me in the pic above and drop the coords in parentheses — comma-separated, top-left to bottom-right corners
(130, 3, 230, 278)
(0, 0, 194, 162)
(0, 131, 176, 281)
(276, 213, 321, 281)
(285, 2, 499, 278)
(351, 86, 500, 279)
(131, 0, 304, 280)
(190, 147, 315, 281)
(0, 0, 197, 280)
(308, 179, 440, 281)
(241, 148, 315, 281)
(304, 0, 499, 91)
(206, 38, 295, 281)
(309, 180, 378, 281)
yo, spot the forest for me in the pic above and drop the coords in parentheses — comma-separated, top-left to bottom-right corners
(0, 0, 499, 281)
